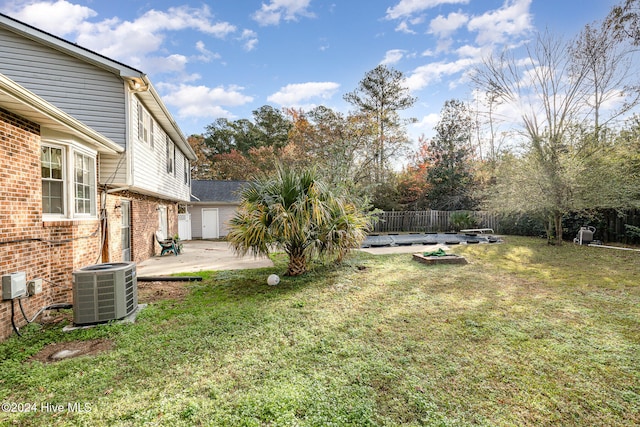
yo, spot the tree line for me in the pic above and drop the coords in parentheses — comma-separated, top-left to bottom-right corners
(190, 0, 640, 245)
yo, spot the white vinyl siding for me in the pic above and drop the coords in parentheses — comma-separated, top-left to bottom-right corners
(0, 23, 194, 202)
(191, 204, 238, 239)
(0, 26, 127, 146)
(99, 153, 128, 186)
(131, 100, 191, 202)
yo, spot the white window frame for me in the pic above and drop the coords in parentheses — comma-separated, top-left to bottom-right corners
(138, 101, 153, 147)
(166, 136, 175, 175)
(149, 119, 155, 149)
(73, 151, 96, 217)
(41, 144, 66, 217)
(41, 141, 98, 221)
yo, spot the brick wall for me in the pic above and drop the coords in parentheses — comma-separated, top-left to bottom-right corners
(105, 191, 178, 264)
(0, 108, 101, 340)
(0, 106, 181, 340)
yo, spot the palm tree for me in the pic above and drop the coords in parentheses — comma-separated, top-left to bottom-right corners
(227, 166, 371, 276)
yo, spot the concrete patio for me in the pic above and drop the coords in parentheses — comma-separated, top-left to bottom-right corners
(136, 240, 273, 276)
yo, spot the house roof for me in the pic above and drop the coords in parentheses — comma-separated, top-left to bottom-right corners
(191, 180, 249, 203)
(0, 73, 123, 154)
(0, 12, 196, 161)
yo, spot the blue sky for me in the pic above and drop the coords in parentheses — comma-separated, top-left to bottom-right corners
(0, 0, 620, 143)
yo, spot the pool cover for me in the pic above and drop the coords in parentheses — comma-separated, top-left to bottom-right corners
(362, 233, 500, 248)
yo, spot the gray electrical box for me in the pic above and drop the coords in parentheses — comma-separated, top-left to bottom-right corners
(2, 272, 27, 300)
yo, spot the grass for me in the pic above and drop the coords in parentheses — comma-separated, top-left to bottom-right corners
(0, 236, 638, 426)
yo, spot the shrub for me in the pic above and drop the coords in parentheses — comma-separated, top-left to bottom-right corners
(449, 211, 477, 231)
(227, 166, 372, 276)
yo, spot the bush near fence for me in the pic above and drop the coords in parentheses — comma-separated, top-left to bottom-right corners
(371, 210, 500, 233)
(563, 209, 640, 244)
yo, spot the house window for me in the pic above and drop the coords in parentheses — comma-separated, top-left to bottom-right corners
(41, 146, 64, 215)
(138, 102, 153, 146)
(41, 143, 97, 219)
(166, 136, 174, 175)
(74, 152, 96, 215)
(184, 159, 190, 184)
(149, 119, 155, 149)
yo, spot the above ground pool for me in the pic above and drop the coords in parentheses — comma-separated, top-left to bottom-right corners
(361, 232, 501, 248)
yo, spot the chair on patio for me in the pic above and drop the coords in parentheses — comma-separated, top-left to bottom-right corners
(155, 231, 179, 256)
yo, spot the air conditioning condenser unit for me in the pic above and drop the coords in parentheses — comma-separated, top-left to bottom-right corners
(72, 262, 138, 325)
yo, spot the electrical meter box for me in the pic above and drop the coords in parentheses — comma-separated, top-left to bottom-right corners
(2, 272, 27, 300)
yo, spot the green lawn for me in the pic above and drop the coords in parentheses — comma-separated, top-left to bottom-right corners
(0, 236, 638, 426)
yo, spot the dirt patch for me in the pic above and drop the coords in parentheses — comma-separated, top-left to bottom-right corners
(29, 282, 189, 363)
(34, 281, 189, 326)
(137, 280, 190, 303)
(29, 339, 114, 364)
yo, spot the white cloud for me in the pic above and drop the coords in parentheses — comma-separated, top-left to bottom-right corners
(240, 29, 259, 51)
(267, 82, 340, 106)
(319, 38, 330, 51)
(130, 6, 236, 37)
(435, 38, 454, 53)
(252, 0, 314, 26)
(195, 41, 221, 63)
(143, 54, 189, 75)
(455, 44, 479, 58)
(414, 113, 440, 130)
(386, 0, 469, 20)
(381, 49, 406, 65)
(467, 0, 533, 46)
(429, 11, 468, 38)
(76, 5, 236, 61)
(159, 84, 254, 119)
(5, 2, 237, 71)
(4, 0, 96, 36)
(395, 21, 416, 34)
(405, 58, 478, 92)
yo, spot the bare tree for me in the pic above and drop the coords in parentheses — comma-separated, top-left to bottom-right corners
(607, 0, 640, 45)
(474, 28, 640, 244)
(570, 19, 640, 142)
(471, 88, 509, 165)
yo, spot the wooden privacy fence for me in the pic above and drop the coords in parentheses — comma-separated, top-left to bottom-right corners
(371, 210, 500, 233)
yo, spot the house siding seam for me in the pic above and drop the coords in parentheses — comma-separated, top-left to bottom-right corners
(0, 108, 101, 340)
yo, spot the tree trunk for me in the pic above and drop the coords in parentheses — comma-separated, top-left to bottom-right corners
(554, 211, 563, 245)
(286, 248, 308, 276)
(547, 211, 564, 245)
